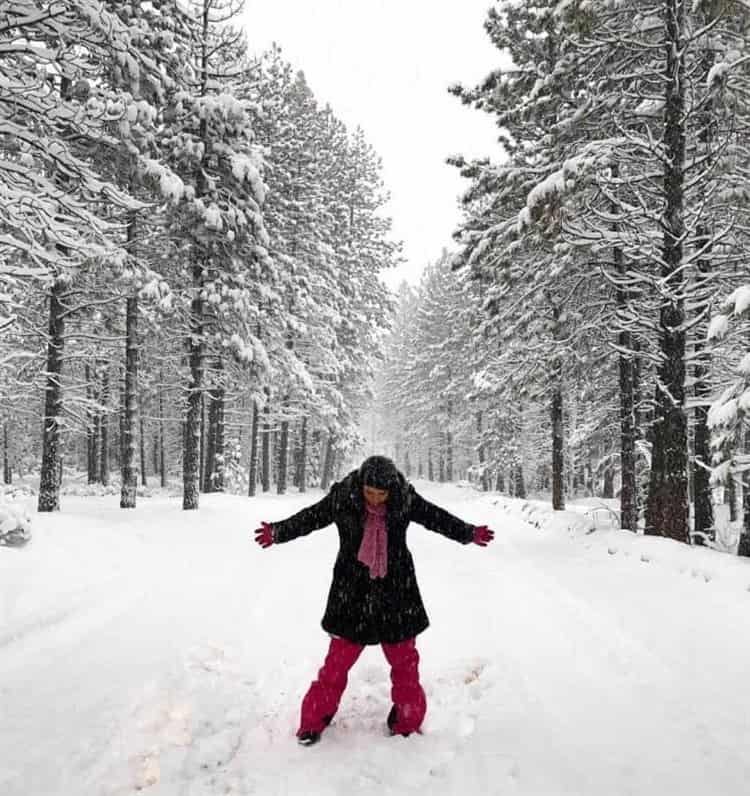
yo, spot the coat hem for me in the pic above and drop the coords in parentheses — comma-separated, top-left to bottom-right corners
(321, 619, 429, 646)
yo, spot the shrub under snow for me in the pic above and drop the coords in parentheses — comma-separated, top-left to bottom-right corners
(0, 502, 32, 547)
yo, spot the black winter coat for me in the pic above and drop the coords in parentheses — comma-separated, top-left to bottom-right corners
(272, 469, 475, 645)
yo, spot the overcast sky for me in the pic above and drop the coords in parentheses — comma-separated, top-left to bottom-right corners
(242, 0, 502, 288)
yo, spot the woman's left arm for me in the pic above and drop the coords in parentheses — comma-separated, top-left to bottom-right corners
(408, 488, 476, 544)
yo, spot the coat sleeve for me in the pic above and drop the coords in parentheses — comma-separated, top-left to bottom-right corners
(271, 485, 338, 544)
(408, 488, 475, 544)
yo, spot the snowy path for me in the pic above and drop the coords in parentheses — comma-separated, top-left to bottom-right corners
(2, 484, 750, 795)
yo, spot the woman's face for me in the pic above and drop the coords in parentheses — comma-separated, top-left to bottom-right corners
(363, 485, 389, 506)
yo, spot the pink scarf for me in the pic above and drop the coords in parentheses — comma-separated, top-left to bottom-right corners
(358, 502, 388, 579)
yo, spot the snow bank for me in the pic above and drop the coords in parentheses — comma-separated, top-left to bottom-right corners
(481, 492, 750, 595)
(0, 500, 32, 547)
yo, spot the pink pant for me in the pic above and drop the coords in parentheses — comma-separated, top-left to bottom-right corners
(298, 636, 427, 736)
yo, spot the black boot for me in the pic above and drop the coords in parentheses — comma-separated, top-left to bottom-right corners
(297, 714, 332, 746)
(297, 731, 321, 746)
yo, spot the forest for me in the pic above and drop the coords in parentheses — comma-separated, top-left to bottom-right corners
(3, 0, 750, 558)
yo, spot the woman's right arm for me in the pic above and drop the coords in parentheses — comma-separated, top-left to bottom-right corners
(271, 484, 338, 544)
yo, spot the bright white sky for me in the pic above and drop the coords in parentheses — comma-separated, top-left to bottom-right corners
(242, 0, 503, 288)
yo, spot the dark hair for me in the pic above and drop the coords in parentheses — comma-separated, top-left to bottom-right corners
(359, 455, 399, 491)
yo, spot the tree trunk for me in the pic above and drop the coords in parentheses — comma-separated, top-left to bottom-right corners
(692, 218, 714, 541)
(159, 376, 167, 488)
(551, 386, 564, 510)
(92, 369, 102, 484)
(203, 360, 225, 493)
(477, 411, 489, 491)
(99, 365, 110, 487)
(618, 342, 638, 531)
(645, 0, 689, 542)
(428, 448, 434, 481)
(213, 379, 225, 491)
(277, 414, 289, 495)
(549, 297, 565, 511)
(140, 416, 148, 487)
(120, 296, 138, 508)
(248, 399, 260, 497)
(183, 262, 205, 510)
(321, 432, 335, 491)
(200, 391, 207, 492)
(496, 469, 505, 493)
(740, 468, 750, 557)
(297, 417, 308, 493)
(446, 431, 453, 482)
(261, 391, 271, 493)
(38, 278, 65, 512)
(515, 464, 526, 500)
(204, 391, 217, 492)
(3, 421, 11, 485)
(603, 466, 614, 499)
(693, 347, 713, 543)
(690, 0, 719, 547)
(152, 432, 159, 476)
(616, 218, 638, 531)
(727, 472, 737, 523)
(85, 364, 96, 484)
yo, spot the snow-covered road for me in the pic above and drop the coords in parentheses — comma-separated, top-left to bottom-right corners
(2, 483, 749, 795)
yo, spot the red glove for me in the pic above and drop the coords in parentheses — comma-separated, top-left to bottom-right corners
(254, 522, 275, 549)
(472, 525, 494, 546)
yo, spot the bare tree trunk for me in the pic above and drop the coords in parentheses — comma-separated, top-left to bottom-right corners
(645, 0, 689, 542)
(296, 417, 308, 493)
(85, 364, 97, 484)
(428, 448, 434, 481)
(3, 421, 11, 485)
(727, 471, 737, 523)
(261, 392, 271, 493)
(277, 411, 289, 495)
(247, 399, 260, 497)
(321, 432, 335, 491)
(38, 278, 65, 512)
(515, 463, 526, 500)
(92, 368, 102, 484)
(445, 401, 454, 482)
(159, 376, 167, 488)
(152, 432, 159, 476)
(739, 432, 750, 556)
(204, 393, 216, 492)
(140, 416, 148, 487)
(214, 381, 225, 492)
(617, 248, 638, 530)
(693, 338, 713, 544)
(550, 298, 565, 511)
(603, 466, 614, 499)
(200, 391, 207, 492)
(100, 365, 110, 487)
(183, 262, 205, 510)
(477, 411, 489, 491)
(120, 295, 138, 508)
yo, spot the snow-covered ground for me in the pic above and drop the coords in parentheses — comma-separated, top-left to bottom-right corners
(2, 482, 750, 795)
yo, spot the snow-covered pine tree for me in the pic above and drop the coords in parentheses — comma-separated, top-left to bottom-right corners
(158, 0, 267, 509)
(450, 0, 750, 539)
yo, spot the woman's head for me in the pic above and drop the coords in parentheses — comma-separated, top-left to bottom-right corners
(359, 455, 400, 506)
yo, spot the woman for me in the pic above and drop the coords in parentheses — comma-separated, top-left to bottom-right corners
(254, 455, 494, 746)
